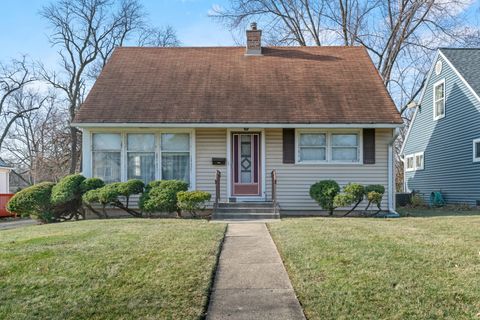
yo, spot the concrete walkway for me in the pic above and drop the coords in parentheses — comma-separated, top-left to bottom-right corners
(206, 223, 306, 320)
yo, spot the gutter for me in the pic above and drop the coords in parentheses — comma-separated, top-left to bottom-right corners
(71, 122, 404, 129)
(387, 128, 401, 217)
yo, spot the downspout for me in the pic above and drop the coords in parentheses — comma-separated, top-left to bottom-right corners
(387, 128, 401, 217)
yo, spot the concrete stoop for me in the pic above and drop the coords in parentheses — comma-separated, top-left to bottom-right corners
(212, 202, 280, 220)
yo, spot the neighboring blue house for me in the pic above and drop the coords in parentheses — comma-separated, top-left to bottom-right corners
(401, 48, 480, 205)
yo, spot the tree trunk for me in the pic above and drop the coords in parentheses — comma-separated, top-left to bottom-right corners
(69, 126, 78, 173)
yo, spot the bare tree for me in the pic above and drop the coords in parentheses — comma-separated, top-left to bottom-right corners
(138, 25, 181, 47)
(3, 90, 70, 184)
(213, 0, 477, 190)
(212, 0, 473, 96)
(0, 57, 37, 152)
(40, 0, 147, 174)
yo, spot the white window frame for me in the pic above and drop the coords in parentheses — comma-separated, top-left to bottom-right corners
(126, 133, 157, 183)
(405, 154, 415, 172)
(473, 138, 480, 163)
(160, 132, 192, 183)
(89, 129, 196, 189)
(405, 152, 424, 171)
(433, 79, 445, 121)
(295, 129, 363, 164)
(414, 152, 424, 170)
(297, 131, 328, 163)
(91, 133, 123, 183)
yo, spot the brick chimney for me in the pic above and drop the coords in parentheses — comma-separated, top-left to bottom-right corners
(246, 22, 262, 55)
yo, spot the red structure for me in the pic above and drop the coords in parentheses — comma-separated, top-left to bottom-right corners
(0, 194, 15, 217)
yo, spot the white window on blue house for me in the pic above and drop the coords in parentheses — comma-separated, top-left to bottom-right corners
(405, 155, 415, 172)
(473, 138, 480, 162)
(405, 152, 424, 171)
(433, 79, 445, 120)
(92, 133, 122, 183)
(127, 134, 156, 183)
(415, 152, 424, 170)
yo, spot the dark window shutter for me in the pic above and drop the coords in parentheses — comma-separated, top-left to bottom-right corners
(363, 129, 375, 164)
(283, 128, 295, 164)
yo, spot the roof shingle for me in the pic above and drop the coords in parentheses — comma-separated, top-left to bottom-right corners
(440, 48, 480, 97)
(74, 46, 402, 125)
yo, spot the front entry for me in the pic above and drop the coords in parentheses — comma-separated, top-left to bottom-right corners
(231, 133, 261, 196)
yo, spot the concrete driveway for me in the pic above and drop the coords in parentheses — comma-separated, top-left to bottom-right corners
(0, 219, 38, 231)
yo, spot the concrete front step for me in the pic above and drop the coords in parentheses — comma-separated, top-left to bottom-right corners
(213, 201, 280, 220)
(212, 213, 280, 220)
(217, 202, 275, 208)
(215, 207, 277, 214)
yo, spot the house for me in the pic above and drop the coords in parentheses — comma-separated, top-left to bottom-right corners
(0, 159, 12, 193)
(401, 48, 480, 206)
(0, 159, 14, 218)
(73, 24, 403, 216)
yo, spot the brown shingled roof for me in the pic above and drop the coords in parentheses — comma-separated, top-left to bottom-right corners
(74, 46, 402, 125)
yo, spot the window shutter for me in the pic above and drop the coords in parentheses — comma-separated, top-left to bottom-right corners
(363, 129, 375, 164)
(283, 128, 295, 164)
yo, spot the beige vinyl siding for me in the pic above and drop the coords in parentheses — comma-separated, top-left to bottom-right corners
(195, 129, 228, 203)
(264, 128, 391, 211)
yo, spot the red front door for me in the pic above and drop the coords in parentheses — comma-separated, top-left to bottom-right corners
(232, 133, 261, 196)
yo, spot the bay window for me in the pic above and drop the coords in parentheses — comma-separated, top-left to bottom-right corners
(90, 131, 193, 186)
(297, 131, 360, 163)
(127, 134, 155, 183)
(92, 133, 121, 183)
(161, 133, 190, 183)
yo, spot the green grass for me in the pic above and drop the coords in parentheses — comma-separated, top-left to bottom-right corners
(0, 219, 226, 320)
(397, 206, 480, 217)
(269, 217, 480, 320)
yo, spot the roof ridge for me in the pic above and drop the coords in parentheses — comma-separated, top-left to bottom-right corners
(440, 47, 480, 50)
(115, 45, 365, 50)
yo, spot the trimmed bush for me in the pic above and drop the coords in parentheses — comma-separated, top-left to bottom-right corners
(365, 184, 385, 195)
(365, 184, 385, 213)
(334, 183, 366, 216)
(51, 174, 86, 206)
(116, 179, 144, 197)
(51, 174, 105, 220)
(177, 191, 211, 217)
(7, 182, 55, 222)
(80, 178, 105, 193)
(309, 180, 340, 215)
(140, 180, 189, 216)
(333, 193, 355, 208)
(83, 180, 143, 218)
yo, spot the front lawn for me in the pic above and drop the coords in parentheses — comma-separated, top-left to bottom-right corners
(397, 206, 480, 217)
(269, 217, 480, 319)
(0, 219, 226, 320)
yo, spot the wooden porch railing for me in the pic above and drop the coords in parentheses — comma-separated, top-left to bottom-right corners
(271, 170, 277, 213)
(214, 170, 221, 207)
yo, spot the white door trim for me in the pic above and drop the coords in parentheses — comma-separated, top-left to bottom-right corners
(226, 128, 266, 201)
